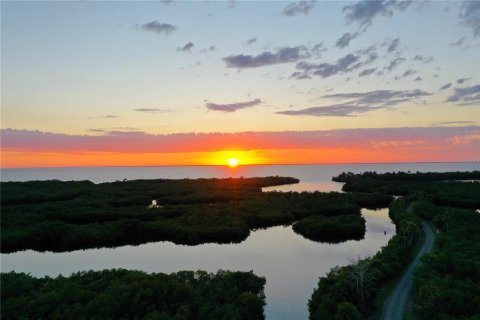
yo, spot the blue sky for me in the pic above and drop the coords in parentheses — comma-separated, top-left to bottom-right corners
(1, 1, 480, 166)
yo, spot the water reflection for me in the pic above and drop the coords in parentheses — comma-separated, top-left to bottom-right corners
(2, 163, 478, 183)
(262, 181, 344, 193)
(1, 208, 394, 320)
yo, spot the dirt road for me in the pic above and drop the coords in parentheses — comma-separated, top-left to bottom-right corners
(381, 221, 435, 320)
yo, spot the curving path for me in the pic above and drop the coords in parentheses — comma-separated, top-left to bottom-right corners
(381, 221, 435, 320)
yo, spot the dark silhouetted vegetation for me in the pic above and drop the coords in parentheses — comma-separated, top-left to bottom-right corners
(411, 200, 480, 319)
(309, 197, 421, 319)
(293, 214, 365, 243)
(1, 177, 392, 253)
(309, 171, 480, 319)
(1, 269, 266, 320)
(333, 170, 480, 183)
(333, 170, 480, 209)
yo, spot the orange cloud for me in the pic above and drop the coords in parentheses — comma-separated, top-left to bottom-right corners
(1, 126, 479, 168)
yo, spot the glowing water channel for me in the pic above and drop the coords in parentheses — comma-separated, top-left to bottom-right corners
(1, 208, 394, 319)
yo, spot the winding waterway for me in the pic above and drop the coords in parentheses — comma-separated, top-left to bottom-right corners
(1, 163, 477, 319)
(1, 209, 394, 319)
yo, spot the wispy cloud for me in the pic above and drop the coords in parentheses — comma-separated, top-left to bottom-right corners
(293, 54, 358, 79)
(312, 42, 327, 57)
(435, 121, 476, 126)
(87, 115, 118, 119)
(88, 127, 144, 135)
(277, 89, 430, 117)
(459, 1, 480, 37)
(199, 45, 216, 53)
(450, 36, 466, 47)
(245, 37, 257, 45)
(439, 83, 452, 90)
(282, 0, 316, 17)
(335, 32, 360, 49)
(457, 77, 472, 84)
(289, 72, 311, 80)
(447, 132, 480, 145)
(140, 21, 176, 35)
(358, 68, 376, 77)
(413, 54, 433, 64)
(446, 84, 480, 104)
(223, 46, 309, 68)
(206, 98, 262, 112)
(277, 104, 384, 117)
(134, 108, 170, 113)
(177, 42, 195, 53)
(403, 69, 417, 77)
(343, 0, 413, 30)
(394, 68, 417, 80)
(321, 89, 430, 101)
(292, 47, 377, 79)
(385, 57, 406, 72)
(387, 38, 400, 52)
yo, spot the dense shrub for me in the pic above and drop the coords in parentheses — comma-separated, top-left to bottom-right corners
(412, 203, 480, 319)
(309, 198, 421, 319)
(310, 171, 480, 320)
(1, 178, 385, 252)
(1, 269, 266, 320)
(293, 215, 365, 243)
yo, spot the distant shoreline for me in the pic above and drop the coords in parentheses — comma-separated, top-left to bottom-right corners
(2, 161, 479, 170)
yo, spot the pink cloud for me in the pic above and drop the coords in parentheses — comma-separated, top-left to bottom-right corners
(1, 127, 479, 157)
(447, 131, 480, 145)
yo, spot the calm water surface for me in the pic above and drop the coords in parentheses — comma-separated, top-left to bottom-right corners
(1, 209, 394, 320)
(1, 163, 478, 319)
(2, 163, 479, 185)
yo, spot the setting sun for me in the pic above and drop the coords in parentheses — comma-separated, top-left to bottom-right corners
(227, 158, 240, 167)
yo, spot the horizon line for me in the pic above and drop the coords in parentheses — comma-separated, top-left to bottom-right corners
(2, 161, 479, 170)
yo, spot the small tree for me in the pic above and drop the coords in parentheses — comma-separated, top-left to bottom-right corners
(399, 220, 420, 247)
(349, 256, 373, 307)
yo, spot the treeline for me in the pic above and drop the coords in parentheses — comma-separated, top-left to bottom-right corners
(333, 171, 480, 209)
(333, 170, 480, 183)
(0, 176, 299, 206)
(309, 171, 480, 319)
(308, 197, 421, 319)
(412, 199, 480, 319)
(1, 178, 393, 253)
(1, 269, 266, 320)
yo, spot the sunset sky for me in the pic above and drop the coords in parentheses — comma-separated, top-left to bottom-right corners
(2, 0, 480, 167)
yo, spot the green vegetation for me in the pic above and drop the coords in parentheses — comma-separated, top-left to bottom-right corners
(1, 269, 266, 320)
(5, 171, 478, 319)
(310, 171, 480, 319)
(411, 200, 480, 319)
(293, 214, 365, 243)
(309, 197, 421, 318)
(334, 170, 480, 209)
(1, 177, 392, 253)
